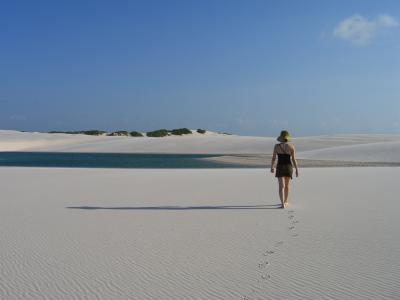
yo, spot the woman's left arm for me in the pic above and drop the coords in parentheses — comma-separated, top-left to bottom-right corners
(291, 145, 299, 177)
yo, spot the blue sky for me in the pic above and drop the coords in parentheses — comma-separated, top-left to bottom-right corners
(1, 0, 399, 136)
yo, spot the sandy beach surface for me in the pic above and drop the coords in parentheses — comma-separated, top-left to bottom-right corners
(1, 131, 399, 299)
(1, 167, 399, 299)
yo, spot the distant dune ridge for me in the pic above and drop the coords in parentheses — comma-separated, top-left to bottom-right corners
(1, 130, 400, 162)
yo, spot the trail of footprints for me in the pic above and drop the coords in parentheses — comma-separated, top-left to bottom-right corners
(243, 209, 300, 300)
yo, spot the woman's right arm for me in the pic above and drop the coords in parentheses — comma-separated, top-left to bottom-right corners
(270, 145, 277, 173)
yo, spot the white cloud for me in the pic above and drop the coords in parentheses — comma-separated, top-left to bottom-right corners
(333, 14, 399, 46)
(376, 14, 399, 27)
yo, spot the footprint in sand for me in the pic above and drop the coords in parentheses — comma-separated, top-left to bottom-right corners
(251, 209, 299, 296)
(264, 250, 275, 256)
(244, 288, 257, 300)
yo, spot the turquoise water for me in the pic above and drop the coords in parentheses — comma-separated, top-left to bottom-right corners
(0, 152, 258, 168)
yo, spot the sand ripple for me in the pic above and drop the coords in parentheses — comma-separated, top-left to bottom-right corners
(1, 168, 399, 299)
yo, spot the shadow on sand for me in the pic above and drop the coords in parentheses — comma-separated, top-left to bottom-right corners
(66, 204, 282, 210)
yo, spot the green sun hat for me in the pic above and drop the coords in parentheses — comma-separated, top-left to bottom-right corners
(277, 130, 291, 142)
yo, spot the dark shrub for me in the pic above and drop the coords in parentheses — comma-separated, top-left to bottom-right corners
(146, 129, 169, 137)
(48, 130, 106, 135)
(108, 131, 129, 136)
(82, 130, 107, 136)
(48, 131, 77, 134)
(170, 128, 192, 135)
(196, 129, 206, 134)
(130, 131, 143, 137)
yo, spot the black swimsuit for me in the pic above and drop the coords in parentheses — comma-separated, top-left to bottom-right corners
(275, 144, 293, 179)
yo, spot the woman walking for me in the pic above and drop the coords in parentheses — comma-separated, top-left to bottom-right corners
(270, 130, 299, 208)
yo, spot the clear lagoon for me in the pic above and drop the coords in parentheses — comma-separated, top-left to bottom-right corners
(0, 152, 258, 169)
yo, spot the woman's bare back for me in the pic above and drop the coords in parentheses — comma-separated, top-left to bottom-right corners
(274, 143, 294, 155)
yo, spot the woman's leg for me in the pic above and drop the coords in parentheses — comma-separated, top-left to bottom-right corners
(278, 177, 285, 207)
(284, 177, 290, 205)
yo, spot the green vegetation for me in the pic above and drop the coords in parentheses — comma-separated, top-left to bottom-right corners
(81, 130, 107, 135)
(48, 130, 106, 135)
(146, 129, 169, 137)
(170, 128, 192, 135)
(130, 131, 143, 137)
(108, 131, 129, 136)
(48, 128, 209, 137)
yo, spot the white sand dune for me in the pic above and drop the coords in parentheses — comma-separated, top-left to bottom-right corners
(297, 140, 400, 162)
(2, 130, 400, 163)
(0, 130, 276, 153)
(0, 167, 399, 299)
